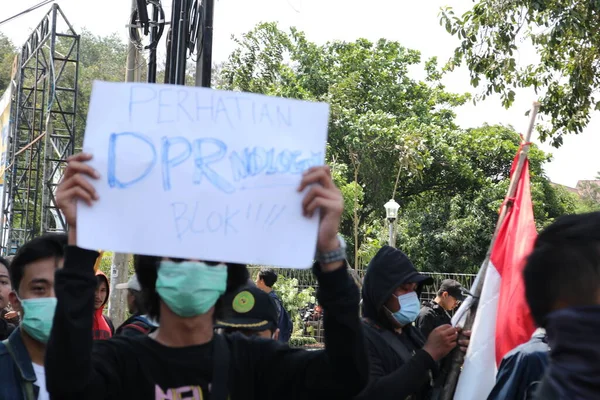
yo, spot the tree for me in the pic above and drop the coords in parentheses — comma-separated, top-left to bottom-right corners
(219, 22, 470, 265)
(77, 30, 129, 145)
(219, 23, 585, 272)
(272, 275, 315, 335)
(385, 124, 570, 273)
(53, 29, 129, 147)
(440, 1, 600, 146)
(44, 25, 583, 274)
(0, 33, 16, 94)
(575, 172, 600, 210)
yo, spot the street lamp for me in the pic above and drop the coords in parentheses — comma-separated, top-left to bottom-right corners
(384, 199, 400, 247)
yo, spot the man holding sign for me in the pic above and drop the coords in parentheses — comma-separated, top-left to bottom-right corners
(44, 80, 367, 400)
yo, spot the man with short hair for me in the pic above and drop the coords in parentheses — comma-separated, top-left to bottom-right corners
(523, 212, 600, 399)
(0, 233, 67, 400)
(115, 274, 157, 336)
(256, 268, 293, 342)
(215, 285, 280, 340)
(416, 279, 467, 339)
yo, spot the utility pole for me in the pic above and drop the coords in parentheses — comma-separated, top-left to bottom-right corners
(195, 0, 214, 87)
(107, 0, 140, 328)
(125, 0, 141, 84)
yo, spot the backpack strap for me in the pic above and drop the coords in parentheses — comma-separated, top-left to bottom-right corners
(363, 319, 414, 364)
(210, 334, 230, 400)
(123, 323, 151, 335)
(2, 339, 36, 400)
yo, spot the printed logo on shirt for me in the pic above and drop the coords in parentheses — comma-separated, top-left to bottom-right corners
(155, 385, 205, 399)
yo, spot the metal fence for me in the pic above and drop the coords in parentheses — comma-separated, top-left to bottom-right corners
(97, 257, 476, 347)
(247, 266, 477, 346)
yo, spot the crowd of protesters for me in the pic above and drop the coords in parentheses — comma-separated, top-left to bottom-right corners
(0, 151, 598, 399)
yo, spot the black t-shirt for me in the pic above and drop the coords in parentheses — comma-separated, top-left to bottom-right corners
(99, 335, 214, 397)
(88, 331, 349, 398)
(46, 246, 369, 400)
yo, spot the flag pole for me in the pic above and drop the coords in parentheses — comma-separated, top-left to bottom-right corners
(440, 101, 541, 400)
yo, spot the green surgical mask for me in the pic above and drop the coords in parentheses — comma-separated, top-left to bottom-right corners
(156, 261, 227, 317)
(19, 297, 57, 343)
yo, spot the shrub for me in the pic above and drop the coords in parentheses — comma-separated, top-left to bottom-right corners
(272, 275, 315, 335)
(289, 336, 317, 347)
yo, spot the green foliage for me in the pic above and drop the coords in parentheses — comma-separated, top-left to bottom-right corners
(391, 124, 576, 272)
(289, 336, 318, 347)
(55, 29, 129, 148)
(220, 23, 471, 264)
(97, 251, 135, 278)
(0, 33, 16, 94)
(577, 172, 600, 204)
(573, 172, 600, 212)
(440, 1, 600, 146)
(272, 275, 315, 333)
(220, 23, 585, 273)
(4, 24, 581, 276)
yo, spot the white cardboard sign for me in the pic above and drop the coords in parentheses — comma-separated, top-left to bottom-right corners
(77, 81, 329, 268)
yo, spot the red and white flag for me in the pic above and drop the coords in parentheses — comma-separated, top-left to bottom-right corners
(452, 151, 538, 400)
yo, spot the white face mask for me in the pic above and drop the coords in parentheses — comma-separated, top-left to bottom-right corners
(391, 292, 420, 325)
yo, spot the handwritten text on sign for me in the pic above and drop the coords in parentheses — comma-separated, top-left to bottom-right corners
(77, 81, 329, 268)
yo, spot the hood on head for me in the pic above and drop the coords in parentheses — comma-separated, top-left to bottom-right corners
(95, 269, 110, 309)
(362, 246, 433, 324)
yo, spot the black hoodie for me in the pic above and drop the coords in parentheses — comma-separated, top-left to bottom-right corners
(356, 246, 438, 400)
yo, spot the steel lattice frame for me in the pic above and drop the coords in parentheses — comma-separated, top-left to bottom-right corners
(1, 4, 79, 255)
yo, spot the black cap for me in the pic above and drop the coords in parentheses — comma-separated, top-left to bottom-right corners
(215, 285, 278, 332)
(439, 279, 468, 301)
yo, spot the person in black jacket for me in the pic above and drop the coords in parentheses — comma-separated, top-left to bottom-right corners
(45, 153, 368, 400)
(355, 246, 470, 400)
(416, 279, 467, 339)
(523, 212, 600, 400)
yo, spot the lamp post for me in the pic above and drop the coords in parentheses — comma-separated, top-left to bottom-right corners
(384, 199, 400, 247)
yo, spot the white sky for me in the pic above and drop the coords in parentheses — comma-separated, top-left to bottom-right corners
(2, 0, 599, 187)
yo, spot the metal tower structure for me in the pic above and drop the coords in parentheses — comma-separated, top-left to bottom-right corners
(1, 4, 79, 255)
(129, 0, 214, 87)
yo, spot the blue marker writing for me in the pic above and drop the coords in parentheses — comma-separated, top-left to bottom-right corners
(129, 86, 157, 122)
(192, 138, 235, 194)
(161, 136, 192, 191)
(108, 132, 157, 189)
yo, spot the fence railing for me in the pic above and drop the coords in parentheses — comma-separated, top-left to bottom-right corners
(247, 266, 477, 346)
(98, 258, 476, 347)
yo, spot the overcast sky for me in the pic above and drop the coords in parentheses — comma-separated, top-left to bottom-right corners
(2, 0, 599, 186)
